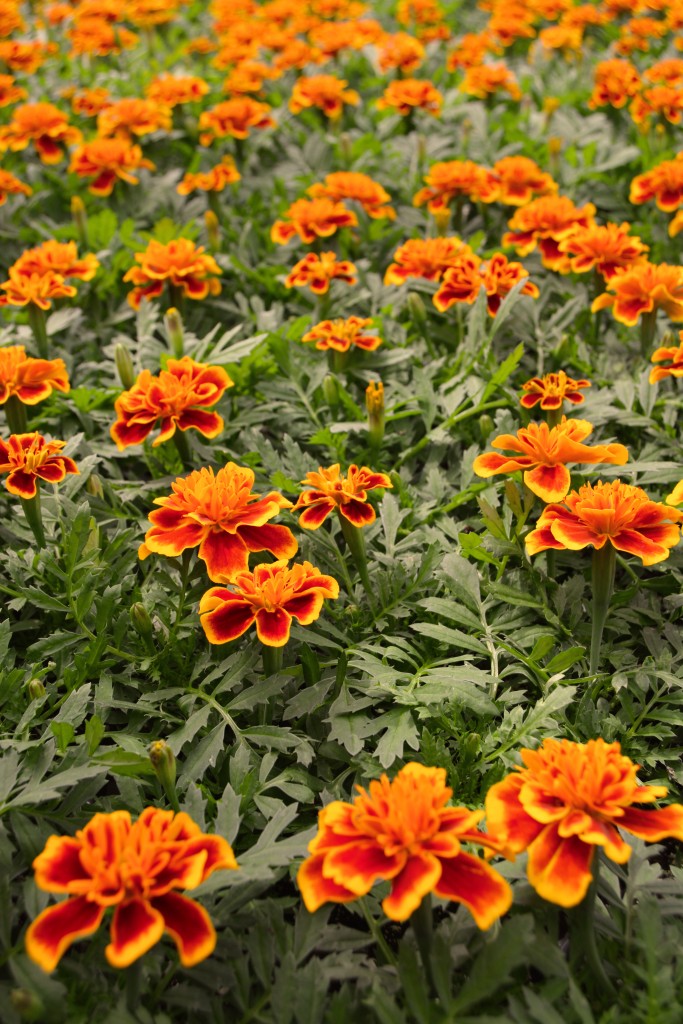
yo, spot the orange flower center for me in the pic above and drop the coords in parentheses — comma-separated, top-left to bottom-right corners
(351, 769, 452, 857)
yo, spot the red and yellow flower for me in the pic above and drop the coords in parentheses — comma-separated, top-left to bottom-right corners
(478, 156, 558, 206)
(13, 241, 99, 283)
(146, 74, 210, 107)
(0, 432, 78, 498)
(0, 346, 69, 406)
(0, 270, 76, 311)
(284, 251, 357, 294)
(177, 157, 241, 195)
(199, 559, 339, 646)
(520, 371, 591, 411)
(431, 251, 538, 316)
(301, 316, 381, 352)
(630, 85, 683, 127)
(123, 239, 222, 309)
(0, 40, 57, 74)
(0, 72, 25, 107)
(630, 157, 683, 212)
(97, 97, 172, 139)
(307, 171, 395, 220)
(26, 807, 237, 971)
(525, 479, 683, 565)
(591, 261, 683, 326)
(413, 160, 495, 214)
(377, 31, 425, 73)
(271, 198, 357, 245)
(649, 334, 683, 383)
(0, 102, 81, 163)
(474, 419, 628, 503)
(588, 58, 641, 109)
(199, 97, 275, 142)
(385, 237, 473, 284)
(298, 762, 512, 926)
(111, 356, 232, 450)
(485, 738, 683, 907)
(70, 87, 112, 117)
(0, 168, 31, 205)
(289, 74, 360, 119)
(140, 462, 296, 582)
(69, 138, 155, 196)
(460, 63, 522, 101)
(294, 463, 392, 529)
(503, 195, 596, 271)
(558, 222, 648, 280)
(377, 78, 443, 116)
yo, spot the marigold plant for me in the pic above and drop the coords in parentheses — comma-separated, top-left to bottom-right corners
(307, 171, 395, 220)
(294, 463, 392, 528)
(377, 78, 443, 116)
(302, 316, 381, 352)
(0, 101, 81, 163)
(271, 198, 358, 245)
(69, 138, 156, 196)
(503, 195, 597, 271)
(520, 372, 592, 412)
(0, 346, 69, 406)
(289, 74, 360, 119)
(199, 97, 275, 142)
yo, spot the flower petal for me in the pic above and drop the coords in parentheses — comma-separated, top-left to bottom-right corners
(26, 896, 105, 973)
(618, 803, 683, 842)
(382, 852, 442, 922)
(524, 463, 571, 503)
(105, 897, 165, 968)
(200, 594, 255, 645)
(339, 499, 375, 527)
(237, 522, 298, 559)
(198, 529, 250, 582)
(152, 891, 217, 967)
(323, 840, 405, 895)
(434, 851, 513, 929)
(254, 607, 292, 647)
(298, 853, 357, 912)
(526, 822, 595, 908)
(298, 499, 336, 529)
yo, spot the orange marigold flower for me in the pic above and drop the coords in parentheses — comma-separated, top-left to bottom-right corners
(111, 356, 232, 450)
(649, 334, 683, 382)
(284, 251, 357, 294)
(385, 236, 473, 284)
(413, 160, 495, 213)
(447, 31, 501, 70)
(537, 23, 584, 54)
(0, 73, 25, 107)
(0, 102, 81, 164)
(591, 261, 683, 326)
(140, 462, 296, 581)
(478, 156, 558, 206)
(485, 738, 683, 907)
(630, 157, 683, 212)
(525, 479, 682, 564)
(397, 0, 450, 41)
(0, 0, 23, 36)
(97, 98, 172, 139)
(0, 346, 69, 406)
(271, 198, 357, 245)
(198, 97, 275, 142)
(69, 138, 155, 196)
(274, 38, 324, 71)
(377, 31, 425, 73)
(13, 240, 99, 282)
(123, 239, 222, 309)
(289, 74, 360, 120)
(0, 432, 78, 498)
(503, 195, 596, 271)
(644, 57, 683, 86)
(177, 157, 241, 195)
(377, 78, 443, 116)
(146, 74, 210, 107)
(630, 86, 683, 127)
(428, 250, 483, 307)
(477, 252, 539, 316)
(588, 58, 640, 109)
(0, 270, 76, 310)
(223, 61, 279, 96)
(298, 762, 512, 925)
(473, 418, 628, 503)
(0, 40, 57, 74)
(460, 63, 522, 101)
(668, 210, 683, 237)
(520, 371, 591, 411)
(200, 559, 338, 647)
(67, 17, 139, 56)
(70, 87, 111, 117)
(307, 171, 395, 220)
(294, 463, 392, 529)
(302, 316, 381, 352)
(558, 222, 649, 280)
(25, 807, 237, 972)
(0, 168, 30, 204)
(125, 0, 183, 26)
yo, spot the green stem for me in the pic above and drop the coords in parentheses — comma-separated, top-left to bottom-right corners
(27, 303, 49, 358)
(546, 549, 556, 582)
(360, 899, 396, 966)
(20, 491, 45, 548)
(338, 514, 374, 612)
(262, 645, 284, 677)
(569, 854, 616, 998)
(125, 957, 142, 1017)
(590, 544, 616, 675)
(328, 348, 348, 374)
(546, 407, 563, 429)
(639, 310, 657, 359)
(411, 895, 436, 996)
(172, 429, 193, 470)
(4, 394, 27, 434)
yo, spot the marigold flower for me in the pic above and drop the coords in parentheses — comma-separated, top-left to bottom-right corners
(377, 31, 425, 73)
(397, 0, 450, 41)
(485, 738, 683, 908)
(0, 168, 30, 205)
(478, 156, 558, 206)
(69, 138, 155, 196)
(70, 87, 111, 117)
(503, 196, 596, 272)
(649, 334, 683, 382)
(429, 250, 483, 307)
(0, 346, 69, 406)
(644, 58, 683, 86)
(0, 0, 23, 37)
(284, 251, 357, 294)
(97, 97, 172, 139)
(591, 261, 683, 326)
(111, 356, 232, 450)
(302, 316, 381, 352)
(0, 432, 78, 498)
(385, 236, 473, 284)
(0, 102, 81, 163)
(13, 241, 99, 283)
(25, 807, 237, 972)
(630, 86, 683, 127)
(298, 763, 512, 925)
(289, 74, 360, 120)
(177, 157, 241, 195)
(294, 463, 392, 529)
(0, 40, 57, 74)
(520, 371, 591, 411)
(413, 160, 495, 214)
(557, 221, 648, 280)
(630, 157, 683, 212)
(460, 64, 522, 101)
(67, 17, 139, 56)
(125, 0, 183, 26)
(140, 462, 296, 581)
(199, 97, 275, 142)
(200, 559, 338, 646)
(223, 61, 278, 96)
(474, 419, 628, 503)
(307, 171, 395, 220)
(377, 78, 443, 116)
(146, 74, 210, 107)
(0, 73, 25, 107)
(477, 252, 540, 316)
(271, 198, 357, 246)
(0, 270, 76, 310)
(525, 479, 682, 564)
(588, 58, 640, 109)
(123, 239, 222, 309)
(447, 31, 501, 70)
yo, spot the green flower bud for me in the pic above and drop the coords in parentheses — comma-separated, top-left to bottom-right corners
(365, 380, 385, 448)
(85, 473, 104, 499)
(114, 342, 135, 390)
(164, 307, 184, 359)
(27, 678, 46, 700)
(11, 989, 44, 1021)
(149, 740, 179, 812)
(322, 374, 339, 408)
(130, 602, 153, 637)
(478, 414, 494, 443)
(406, 292, 427, 331)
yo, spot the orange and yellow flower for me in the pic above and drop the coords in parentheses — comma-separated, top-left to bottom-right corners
(284, 251, 357, 294)
(302, 316, 381, 352)
(558, 222, 648, 280)
(630, 85, 683, 127)
(199, 97, 275, 142)
(0, 270, 76, 310)
(413, 160, 494, 214)
(630, 157, 683, 212)
(307, 171, 395, 220)
(26, 807, 237, 972)
(289, 74, 360, 119)
(0, 73, 25, 107)
(588, 58, 641, 109)
(97, 97, 172, 139)
(111, 356, 232, 450)
(432, 252, 539, 316)
(123, 239, 222, 309)
(377, 31, 425, 73)
(385, 236, 473, 284)
(200, 559, 339, 646)
(503, 195, 596, 271)
(0, 346, 69, 406)
(0, 102, 81, 163)
(177, 157, 241, 195)
(460, 63, 521, 101)
(69, 138, 155, 196)
(0, 40, 57, 74)
(298, 762, 512, 926)
(520, 371, 591, 411)
(649, 334, 683, 383)
(271, 198, 357, 245)
(0, 168, 30, 205)
(525, 479, 682, 564)
(146, 74, 210, 107)
(0, 432, 78, 498)
(70, 87, 111, 117)
(447, 31, 501, 70)
(591, 261, 683, 326)
(294, 463, 392, 529)
(479, 156, 557, 206)
(13, 241, 99, 283)
(473, 419, 628, 503)
(485, 738, 683, 907)
(377, 78, 443, 116)
(139, 462, 296, 582)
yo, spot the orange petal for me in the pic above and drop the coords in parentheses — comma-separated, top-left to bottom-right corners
(152, 892, 217, 967)
(619, 803, 683, 842)
(323, 840, 404, 895)
(200, 595, 255, 645)
(523, 463, 571, 503)
(254, 607, 292, 647)
(298, 853, 357, 912)
(105, 897, 165, 968)
(198, 529, 250, 582)
(26, 896, 105, 973)
(484, 774, 544, 855)
(526, 823, 595, 908)
(382, 852, 441, 922)
(434, 851, 512, 929)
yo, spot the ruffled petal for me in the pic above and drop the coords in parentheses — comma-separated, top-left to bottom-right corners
(339, 499, 375, 527)
(26, 896, 105, 972)
(198, 529, 250, 582)
(484, 774, 544, 855)
(523, 463, 571, 503)
(33, 836, 89, 892)
(526, 822, 595, 908)
(199, 593, 255, 644)
(298, 499, 336, 529)
(434, 851, 513, 929)
(298, 853, 357, 912)
(105, 897, 165, 968)
(152, 891, 217, 967)
(382, 852, 442, 922)
(254, 607, 292, 647)
(619, 803, 683, 842)
(237, 522, 298, 559)
(322, 840, 405, 895)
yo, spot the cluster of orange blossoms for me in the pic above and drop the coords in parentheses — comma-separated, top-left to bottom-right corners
(0, 432, 78, 498)
(69, 138, 155, 196)
(630, 155, 683, 236)
(307, 172, 395, 220)
(289, 74, 360, 118)
(0, 240, 99, 311)
(123, 239, 222, 309)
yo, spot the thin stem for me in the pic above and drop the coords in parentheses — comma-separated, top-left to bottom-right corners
(339, 514, 375, 613)
(27, 304, 49, 358)
(5, 395, 27, 434)
(411, 895, 436, 996)
(20, 491, 45, 549)
(125, 958, 143, 1017)
(590, 544, 616, 674)
(360, 899, 396, 966)
(569, 854, 616, 998)
(639, 310, 657, 359)
(546, 407, 562, 429)
(173, 429, 193, 470)
(262, 645, 283, 677)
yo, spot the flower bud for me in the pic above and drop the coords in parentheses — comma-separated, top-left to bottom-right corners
(365, 380, 385, 448)
(11, 989, 44, 1021)
(542, 96, 560, 116)
(322, 373, 339, 408)
(433, 206, 451, 236)
(86, 473, 104, 500)
(70, 195, 88, 247)
(478, 414, 494, 443)
(149, 739, 179, 811)
(205, 209, 220, 250)
(164, 307, 184, 359)
(406, 292, 427, 332)
(27, 678, 46, 700)
(114, 342, 135, 390)
(338, 131, 353, 165)
(130, 602, 153, 637)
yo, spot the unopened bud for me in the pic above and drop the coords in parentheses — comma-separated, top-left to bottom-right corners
(406, 292, 427, 331)
(322, 373, 339, 408)
(71, 195, 88, 247)
(149, 739, 179, 811)
(27, 678, 46, 700)
(547, 136, 562, 156)
(205, 209, 220, 250)
(433, 206, 451, 236)
(114, 342, 135, 390)
(542, 96, 560, 116)
(11, 989, 44, 1021)
(339, 131, 353, 165)
(130, 602, 153, 637)
(478, 414, 494, 442)
(416, 133, 427, 165)
(164, 307, 184, 359)
(86, 473, 104, 499)
(463, 732, 481, 758)
(365, 380, 385, 448)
